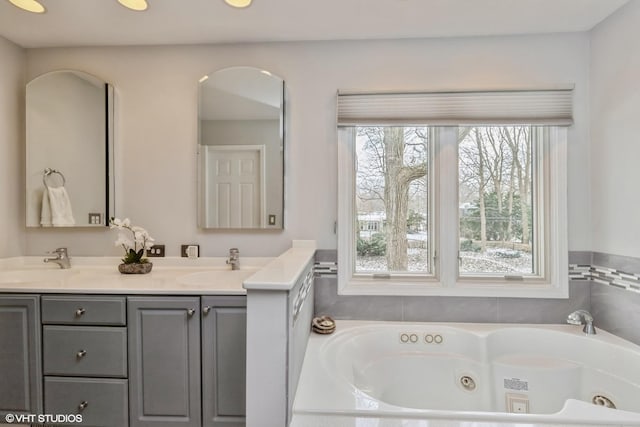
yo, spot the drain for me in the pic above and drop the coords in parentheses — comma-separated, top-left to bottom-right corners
(592, 395, 616, 409)
(460, 375, 476, 391)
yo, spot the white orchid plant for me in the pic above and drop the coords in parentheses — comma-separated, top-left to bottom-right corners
(110, 218, 155, 264)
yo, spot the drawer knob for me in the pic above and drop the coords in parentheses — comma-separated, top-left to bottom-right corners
(187, 309, 196, 317)
(75, 308, 86, 317)
(203, 306, 211, 314)
(78, 401, 88, 411)
(76, 349, 87, 359)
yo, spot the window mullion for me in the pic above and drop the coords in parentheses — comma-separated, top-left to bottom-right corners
(436, 126, 459, 288)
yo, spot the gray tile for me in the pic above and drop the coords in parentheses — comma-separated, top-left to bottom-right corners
(402, 296, 498, 323)
(316, 295, 403, 321)
(568, 250, 592, 265)
(313, 277, 338, 308)
(592, 251, 640, 275)
(591, 281, 640, 345)
(314, 249, 337, 263)
(496, 281, 590, 324)
(313, 277, 403, 321)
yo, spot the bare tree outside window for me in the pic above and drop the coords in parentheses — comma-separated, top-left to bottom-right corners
(355, 126, 429, 273)
(354, 125, 535, 277)
(458, 126, 535, 275)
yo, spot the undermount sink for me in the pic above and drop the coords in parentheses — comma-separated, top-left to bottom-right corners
(0, 269, 76, 284)
(177, 269, 258, 287)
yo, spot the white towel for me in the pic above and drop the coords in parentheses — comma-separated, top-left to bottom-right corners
(40, 186, 75, 227)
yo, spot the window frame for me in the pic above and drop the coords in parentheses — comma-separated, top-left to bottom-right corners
(337, 125, 568, 298)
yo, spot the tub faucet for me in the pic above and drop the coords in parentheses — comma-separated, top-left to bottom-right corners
(44, 247, 71, 269)
(226, 248, 240, 270)
(566, 309, 596, 335)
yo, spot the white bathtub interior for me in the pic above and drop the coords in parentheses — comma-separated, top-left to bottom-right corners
(293, 321, 640, 425)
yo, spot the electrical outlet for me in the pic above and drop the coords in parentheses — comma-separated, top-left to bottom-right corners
(268, 214, 276, 225)
(181, 244, 199, 258)
(147, 244, 165, 257)
(88, 213, 102, 225)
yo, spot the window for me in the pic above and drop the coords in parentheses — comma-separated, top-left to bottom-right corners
(458, 126, 538, 277)
(337, 90, 570, 298)
(355, 126, 431, 275)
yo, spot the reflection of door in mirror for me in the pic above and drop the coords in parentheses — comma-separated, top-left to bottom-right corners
(25, 70, 115, 228)
(202, 145, 266, 228)
(198, 67, 284, 230)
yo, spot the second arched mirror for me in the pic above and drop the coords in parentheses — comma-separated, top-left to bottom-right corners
(197, 67, 284, 229)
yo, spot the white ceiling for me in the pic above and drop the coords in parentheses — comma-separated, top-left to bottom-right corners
(0, 0, 630, 48)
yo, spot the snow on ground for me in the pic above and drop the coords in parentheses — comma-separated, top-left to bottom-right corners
(357, 249, 533, 274)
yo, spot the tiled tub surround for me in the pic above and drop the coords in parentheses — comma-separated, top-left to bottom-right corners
(314, 250, 640, 345)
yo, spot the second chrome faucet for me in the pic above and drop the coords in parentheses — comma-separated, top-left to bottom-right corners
(226, 248, 240, 270)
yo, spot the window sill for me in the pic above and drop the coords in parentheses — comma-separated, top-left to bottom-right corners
(339, 278, 569, 299)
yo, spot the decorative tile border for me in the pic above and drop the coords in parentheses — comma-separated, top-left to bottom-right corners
(313, 261, 337, 277)
(316, 253, 640, 295)
(569, 264, 640, 294)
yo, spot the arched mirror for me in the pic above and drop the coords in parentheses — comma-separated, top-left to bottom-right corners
(197, 66, 284, 229)
(25, 70, 115, 227)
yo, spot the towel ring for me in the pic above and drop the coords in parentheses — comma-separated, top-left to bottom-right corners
(43, 168, 66, 189)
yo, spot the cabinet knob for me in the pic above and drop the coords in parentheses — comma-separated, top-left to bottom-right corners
(76, 350, 87, 359)
(78, 401, 88, 411)
(203, 306, 211, 314)
(187, 309, 196, 317)
(75, 308, 86, 317)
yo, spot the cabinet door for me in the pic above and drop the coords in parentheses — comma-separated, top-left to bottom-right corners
(128, 297, 201, 427)
(0, 295, 42, 417)
(202, 296, 247, 427)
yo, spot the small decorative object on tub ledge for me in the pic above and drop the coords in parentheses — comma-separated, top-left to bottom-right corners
(110, 217, 155, 274)
(312, 316, 336, 334)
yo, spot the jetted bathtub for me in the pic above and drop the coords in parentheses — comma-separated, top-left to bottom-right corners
(292, 321, 640, 425)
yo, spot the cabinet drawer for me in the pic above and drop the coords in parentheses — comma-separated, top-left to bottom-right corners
(45, 376, 128, 427)
(42, 295, 126, 326)
(43, 326, 127, 377)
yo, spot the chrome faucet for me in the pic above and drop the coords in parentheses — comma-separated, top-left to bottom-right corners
(567, 309, 596, 335)
(226, 248, 240, 270)
(44, 247, 71, 269)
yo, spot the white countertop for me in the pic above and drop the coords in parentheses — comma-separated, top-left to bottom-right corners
(0, 256, 272, 295)
(243, 242, 316, 291)
(0, 240, 317, 295)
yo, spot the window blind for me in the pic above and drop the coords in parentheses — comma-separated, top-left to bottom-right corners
(337, 88, 574, 126)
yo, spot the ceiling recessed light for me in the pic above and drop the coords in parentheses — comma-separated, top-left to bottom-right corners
(199, 75, 209, 83)
(7, 0, 45, 13)
(224, 0, 252, 8)
(117, 0, 148, 11)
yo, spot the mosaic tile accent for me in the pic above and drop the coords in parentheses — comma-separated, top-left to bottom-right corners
(313, 261, 337, 277)
(315, 253, 640, 294)
(569, 264, 640, 294)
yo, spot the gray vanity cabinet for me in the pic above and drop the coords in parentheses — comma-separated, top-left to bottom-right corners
(0, 295, 42, 417)
(128, 297, 202, 427)
(202, 296, 247, 427)
(41, 295, 129, 427)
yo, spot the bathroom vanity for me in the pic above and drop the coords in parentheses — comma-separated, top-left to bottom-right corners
(0, 261, 260, 427)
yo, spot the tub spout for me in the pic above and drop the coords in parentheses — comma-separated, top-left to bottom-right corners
(567, 309, 596, 335)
